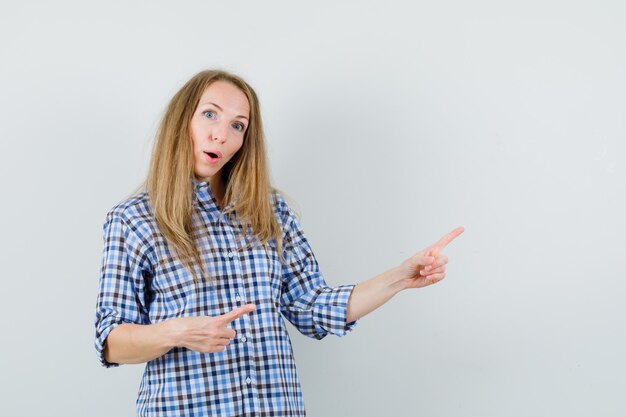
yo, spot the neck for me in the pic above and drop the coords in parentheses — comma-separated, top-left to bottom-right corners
(209, 176, 225, 208)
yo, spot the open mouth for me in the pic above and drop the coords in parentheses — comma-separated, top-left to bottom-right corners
(204, 151, 221, 160)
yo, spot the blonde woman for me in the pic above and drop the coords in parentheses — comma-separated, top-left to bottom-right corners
(94, 69, 463, 416)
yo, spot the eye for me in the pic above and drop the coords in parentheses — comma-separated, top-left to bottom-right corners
(202, 110, 216, 119)
(233, 122, 245, 132)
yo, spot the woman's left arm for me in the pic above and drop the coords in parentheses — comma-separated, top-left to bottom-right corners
(346, 227, 465, 323)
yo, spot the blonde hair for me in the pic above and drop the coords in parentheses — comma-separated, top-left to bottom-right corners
(142, 69, 284, 282)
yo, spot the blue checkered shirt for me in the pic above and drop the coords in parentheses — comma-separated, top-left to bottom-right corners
(95, 179, 357, 416)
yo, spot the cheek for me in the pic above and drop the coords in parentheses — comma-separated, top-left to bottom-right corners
(188, 118, 203, 146)
(230, 137, 244, 155)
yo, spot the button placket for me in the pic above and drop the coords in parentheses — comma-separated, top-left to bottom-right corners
(222, 209, 256, 397)
(192, 183, 264, 411)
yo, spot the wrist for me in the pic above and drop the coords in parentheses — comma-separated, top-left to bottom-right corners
(159, 318, 181, 349)
(384, 266, 407, 294)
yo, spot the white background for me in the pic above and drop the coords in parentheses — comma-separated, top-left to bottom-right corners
(1, 1, 625, 416)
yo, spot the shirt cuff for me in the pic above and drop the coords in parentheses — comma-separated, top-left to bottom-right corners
(312, 284, 358, 337)
(94, 311, 128, 368)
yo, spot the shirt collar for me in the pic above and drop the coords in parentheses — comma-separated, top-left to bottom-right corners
(192, 178, 236, 214)
(192, 178, 216, 205)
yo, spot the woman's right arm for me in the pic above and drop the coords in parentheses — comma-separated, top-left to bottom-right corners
(97, 211, 255, 365)
(104, 321, 176, 365)
(104, 304, 256, 365)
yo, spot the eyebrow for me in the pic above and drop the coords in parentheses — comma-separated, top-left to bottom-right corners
(201, 102, 249, 121)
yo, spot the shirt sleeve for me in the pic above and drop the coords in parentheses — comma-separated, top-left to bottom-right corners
(94, 211, 153, 367)
(278, 198, 357, 340)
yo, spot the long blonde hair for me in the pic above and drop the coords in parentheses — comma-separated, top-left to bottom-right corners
(143, 69, 283, 281)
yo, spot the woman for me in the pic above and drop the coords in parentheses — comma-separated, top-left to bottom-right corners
(95, 69, 463, 416)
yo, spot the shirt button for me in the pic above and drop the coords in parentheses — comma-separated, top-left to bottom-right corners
(235, 294, 242, 302)
(241, 336, 247, 343)
(245, 377, 252, 385)
(228, 251, 234, 258)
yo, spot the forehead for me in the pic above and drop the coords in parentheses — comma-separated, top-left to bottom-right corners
(198, 80, 250, 116)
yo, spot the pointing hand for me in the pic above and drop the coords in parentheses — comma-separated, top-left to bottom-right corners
(399, 227, 464, 289)
(169, 304, 256, 353)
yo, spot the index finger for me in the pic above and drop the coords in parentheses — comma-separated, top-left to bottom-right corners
(216, 304, 256, 325)
(429, 226, 465, 253)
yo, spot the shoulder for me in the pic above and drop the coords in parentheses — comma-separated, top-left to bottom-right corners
(102, 192, 158, 266)
(103, 192, 156, 238)
(269, 188, 311, 244)
(270, 188, 301, 227)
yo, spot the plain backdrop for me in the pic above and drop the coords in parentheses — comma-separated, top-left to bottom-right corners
(1, 1, 625, 416)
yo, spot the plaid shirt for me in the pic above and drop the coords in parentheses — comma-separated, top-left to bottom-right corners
(95, 179, 357, 416)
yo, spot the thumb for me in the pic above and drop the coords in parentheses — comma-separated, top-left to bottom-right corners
(217, 304, 256, 325)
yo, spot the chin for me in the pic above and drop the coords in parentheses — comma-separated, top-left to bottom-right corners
(196, 168, 221, 180)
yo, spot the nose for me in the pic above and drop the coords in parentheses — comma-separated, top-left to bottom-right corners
(212, 122, 229, 143)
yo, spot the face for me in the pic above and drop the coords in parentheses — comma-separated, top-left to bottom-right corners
(189, 80, 250, 186)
